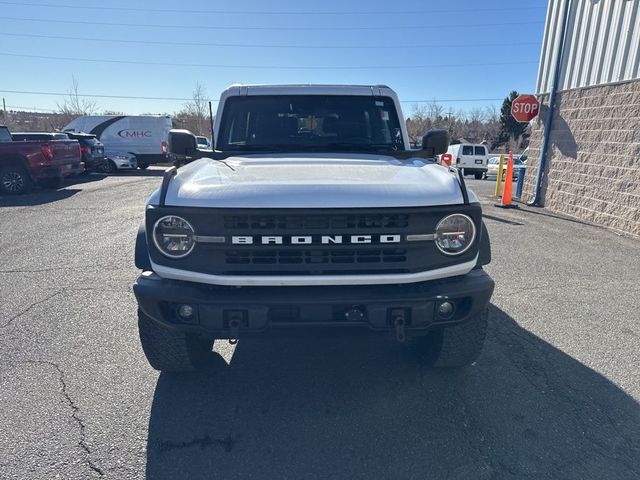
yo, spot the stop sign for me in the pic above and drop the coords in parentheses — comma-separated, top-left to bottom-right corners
(511, 94, 540, 122)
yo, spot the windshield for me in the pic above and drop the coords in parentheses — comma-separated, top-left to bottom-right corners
(79, 137, 100, 146)
(218, 95, 404, 152)
(0, 127, 11, 142)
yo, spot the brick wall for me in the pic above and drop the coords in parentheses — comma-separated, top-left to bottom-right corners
(522, 79, 640, 239)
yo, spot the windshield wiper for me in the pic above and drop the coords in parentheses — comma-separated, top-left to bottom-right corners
(228, 144, 294, 151)
(321, 143, 395, 152)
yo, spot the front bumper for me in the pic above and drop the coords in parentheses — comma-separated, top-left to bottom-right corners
(134, 269, 494, 339)
(110, 156, 138, 170)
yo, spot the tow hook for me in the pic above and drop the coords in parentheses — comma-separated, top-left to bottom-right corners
(228, 319, 240, 345)
(393, 315, 406, 343)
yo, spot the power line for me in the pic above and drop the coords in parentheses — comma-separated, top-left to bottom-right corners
(4, 16, 543, 31)
(6, 105, 58, 112)
(0, 32, 541, 51)
(2, 89, 195, 101)
(0, 52, 537, 70)
(0, 0, 546, 15)
(0, 89, 505, 104)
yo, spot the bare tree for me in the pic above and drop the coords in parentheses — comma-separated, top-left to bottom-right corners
(173, 83, 210, 136)
(406, 102, 504, 149)
(426, 101, 444, 122)
(56, 76, 99, 126)
(406, 105, 430, 146)
(405, 101, 448, 147)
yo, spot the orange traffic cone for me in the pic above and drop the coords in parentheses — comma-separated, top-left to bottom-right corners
(495, 152, 519, 209)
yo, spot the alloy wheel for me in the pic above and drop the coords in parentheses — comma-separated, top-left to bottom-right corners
(2, 171, 25, 193)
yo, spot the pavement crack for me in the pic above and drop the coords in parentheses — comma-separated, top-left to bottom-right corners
(4, 360, 105, 477)
(156, 433, 237, 454)
(0, 291, 63, 329)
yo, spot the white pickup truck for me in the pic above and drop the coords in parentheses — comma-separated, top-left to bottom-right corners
(133, 84, 494, 372)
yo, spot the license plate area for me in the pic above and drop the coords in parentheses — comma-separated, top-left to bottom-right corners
(475, 159, 483, 164)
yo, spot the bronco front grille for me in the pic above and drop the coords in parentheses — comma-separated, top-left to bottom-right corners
(147, 206, 482, 276)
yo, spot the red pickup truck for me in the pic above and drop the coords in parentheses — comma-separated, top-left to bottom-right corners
(0, 125, 84, 194)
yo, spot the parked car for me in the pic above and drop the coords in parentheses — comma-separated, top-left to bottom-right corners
(444, 143, 489, 179)
(103, 151, 138, 173)
(486, 155, 525, 180)
(63, 132, 107, 173)
(0, 126, 84, 194)
(195, 136, 212, 149)
(63, 115, 172, 170)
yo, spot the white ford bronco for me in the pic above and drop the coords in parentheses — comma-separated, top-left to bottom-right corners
(134, 84, 494, 372)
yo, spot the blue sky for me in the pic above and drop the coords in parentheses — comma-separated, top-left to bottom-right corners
(0, 0, 547, 116)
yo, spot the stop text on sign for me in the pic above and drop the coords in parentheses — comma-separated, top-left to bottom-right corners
(511, 94, 540, 122)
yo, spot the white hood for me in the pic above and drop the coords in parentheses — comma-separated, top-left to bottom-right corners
(155, 153, 472, 208)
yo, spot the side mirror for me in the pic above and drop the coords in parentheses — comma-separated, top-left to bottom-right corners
(167, 129, 198, 157)
(422, 129, 450, 156)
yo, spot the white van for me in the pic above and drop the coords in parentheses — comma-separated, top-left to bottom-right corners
(445, 143, 489, 179)
(63, 115, 172, 170)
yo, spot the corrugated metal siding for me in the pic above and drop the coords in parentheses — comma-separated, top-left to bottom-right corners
(536, 0, 640, 94)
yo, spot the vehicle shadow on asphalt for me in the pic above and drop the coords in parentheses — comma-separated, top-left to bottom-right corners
(145, 305, 640, 480)
(0, 188, 81, 206)
(64, 173, 108, 186)
(0, 174, 105, 206)
(118, 169, 166, 177)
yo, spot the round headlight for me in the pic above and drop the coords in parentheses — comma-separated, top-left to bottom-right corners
(152, 215, 196, 258)
(434, 214, 476, 256)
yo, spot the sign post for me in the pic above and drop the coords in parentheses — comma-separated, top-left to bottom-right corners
(511, 94, 540, 123)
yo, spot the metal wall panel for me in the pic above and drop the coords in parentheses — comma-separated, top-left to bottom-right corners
(536, 0, 640, 93)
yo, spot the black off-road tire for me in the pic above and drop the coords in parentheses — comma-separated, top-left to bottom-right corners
(138, 309, 214, 372)
(0, 165, 32, 195)
(416, 309, 488, 367)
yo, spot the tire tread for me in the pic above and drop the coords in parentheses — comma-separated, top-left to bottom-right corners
(138, 309, 212, 372)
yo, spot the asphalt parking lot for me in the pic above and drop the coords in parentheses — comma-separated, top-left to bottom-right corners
(1, 168, 639, 480)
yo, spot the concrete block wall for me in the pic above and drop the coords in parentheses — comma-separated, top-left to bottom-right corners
(522, 79, 640, 238)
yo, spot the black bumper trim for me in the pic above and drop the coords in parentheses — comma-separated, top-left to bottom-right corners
(134, 270, 494, 338)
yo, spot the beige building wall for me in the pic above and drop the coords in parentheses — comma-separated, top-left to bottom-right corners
(521, 79, 640, 239)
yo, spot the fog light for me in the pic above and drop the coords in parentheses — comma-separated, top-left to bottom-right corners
(438, 301, 455, 318)
(177, 304, 194, 320)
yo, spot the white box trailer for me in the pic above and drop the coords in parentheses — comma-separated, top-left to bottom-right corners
(63, 115, 172, 169)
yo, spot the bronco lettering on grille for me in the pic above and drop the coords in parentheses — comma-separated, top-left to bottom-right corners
(231, 235, 402, 245)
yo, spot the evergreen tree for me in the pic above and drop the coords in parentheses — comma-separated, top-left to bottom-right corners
(498, 91, 527, 146)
